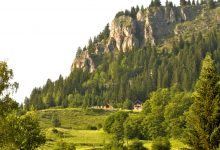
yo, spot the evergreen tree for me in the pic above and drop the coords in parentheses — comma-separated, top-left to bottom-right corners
(192, 0, 196, 5)
(150, 0, 154, 7)
(187, 0, 191, 5)
(180, 0, 187, 6)
(166, 0, 169, 7)
(186, 54, 220, 150)
(154, 0, 161, 6)
(208, 0, 215, 9)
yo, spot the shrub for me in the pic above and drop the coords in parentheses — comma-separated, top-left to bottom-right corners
(151, 137, 171, 150)
(51, 116, 61, 127)
(86, 125, 97, 130)
(97, 123, 102, 129)
(52, 128, 59, 134)
(128, 140, 148, 150)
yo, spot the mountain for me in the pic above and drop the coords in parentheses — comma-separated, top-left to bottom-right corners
(25, 2, 220, 110)
(71, 3, 219, 72)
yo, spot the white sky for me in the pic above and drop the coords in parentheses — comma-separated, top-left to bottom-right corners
(0, 0, 179, 103)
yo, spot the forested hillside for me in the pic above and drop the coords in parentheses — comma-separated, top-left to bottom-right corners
(25, 1, 220, 110)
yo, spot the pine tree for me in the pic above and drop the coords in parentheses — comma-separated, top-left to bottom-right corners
(192, 0, 196, 5)
(186, 54, 220, 150)
(154, 0, 161, 6)
(180, 0, 187, 6)
(166, 0, 169, 7)
(188, 0, 191, 5)
(149, 0, 154, 7)
(208, 0, 215, 9)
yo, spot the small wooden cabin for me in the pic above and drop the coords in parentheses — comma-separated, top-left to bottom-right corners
(133, 100, 143, 111)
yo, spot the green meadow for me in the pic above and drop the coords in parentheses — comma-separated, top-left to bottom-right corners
(36, 108, 188, 150)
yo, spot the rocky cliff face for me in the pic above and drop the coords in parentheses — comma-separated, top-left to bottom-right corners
(106, 16, 139, 52)
(71, 51, 95, 73)
(105, 6, 201, 52)
(72, 5, 204, 72)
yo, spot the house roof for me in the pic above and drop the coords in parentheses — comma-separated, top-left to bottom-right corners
(132, 100, 143, 105)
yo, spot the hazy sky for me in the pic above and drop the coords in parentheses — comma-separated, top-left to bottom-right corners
(0, 0, 179, 103)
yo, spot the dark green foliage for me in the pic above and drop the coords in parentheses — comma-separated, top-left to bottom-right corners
(5, 112, 46, 150)
(76, 47, 82, 58)
(86, 125, 97, 130)
(164, 92, 192, 139)
(180, 0, 187, 6)
(128, 140, 147, 150)
(115, 11, 125, 18)
(143, 89, 170, 139)
(104, 139, 127, 150)
(0, 62, 45, 149)
(123, 99, 133, 110)
(141, 85, 193, 140)
(115, 6, 140, 19)
(124, 116, 146, 140)
(150, 0, 161, 7)
(51, 115, 61, 127)
(154, 0, 162, 7)
(208, 0, 215, 9)
(151, 137, 171, 150)
(185, 54, 220, 150)
(103, 112, 129, 144)
(27, 30, 220, 110)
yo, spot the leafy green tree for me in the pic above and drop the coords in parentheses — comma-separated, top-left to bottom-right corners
(124, 116, 145, 140)
(6, 112, 46, 150)
(186, 54, 220, 150)
(144, 89, 170, 139)
(0, 61, 45, 149)
(103, 112, 129, 145)
(164, 92, 192, 139)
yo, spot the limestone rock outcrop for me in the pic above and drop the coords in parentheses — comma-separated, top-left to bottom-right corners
(72, 5, 203, 72)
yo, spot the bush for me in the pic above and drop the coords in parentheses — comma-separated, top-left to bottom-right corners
(151, 137, 171, 150)
(52, 128, 59, 134)
(86, 125, 97, 130)
(51, 116, 61, 127)
(97, 123, 102, 129)
(128, 140, 148, 150)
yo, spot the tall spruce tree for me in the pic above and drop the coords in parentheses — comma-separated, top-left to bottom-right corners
(180, 0, 187, 6)
(208, 0, 215, 9)
(186, 54, 220, 150)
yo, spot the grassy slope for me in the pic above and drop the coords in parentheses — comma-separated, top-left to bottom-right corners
(37, 108, 113, 149)
(38, 108, 112, 130)
(37, 108, 188, 150)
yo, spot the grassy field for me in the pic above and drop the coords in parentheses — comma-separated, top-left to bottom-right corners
(38, 108, 113, 130)
(37, 108, 113, 150)
(37, 108, 188, 150)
